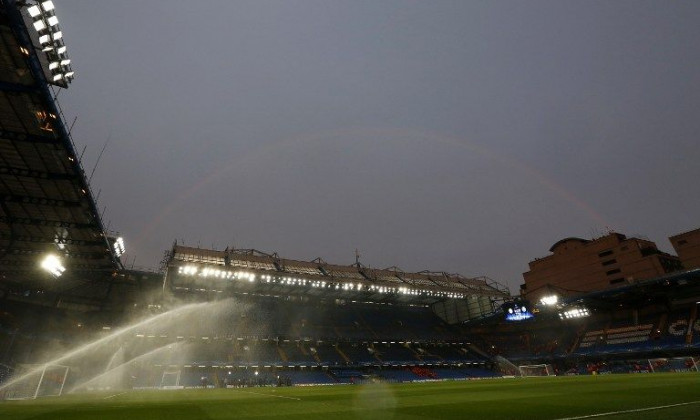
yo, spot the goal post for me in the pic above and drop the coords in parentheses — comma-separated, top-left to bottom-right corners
(519, 364, 554, 377)
(35, 364, 69, 398)
(493, 355, 523, 377)
(648, 357, 700, 373)
(1, 364, 69, 400)
(160, 370, 181, 389)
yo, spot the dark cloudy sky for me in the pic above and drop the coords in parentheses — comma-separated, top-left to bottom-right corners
(55, 1, 700, 292)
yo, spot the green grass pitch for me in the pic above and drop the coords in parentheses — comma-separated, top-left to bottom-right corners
(1, 373, 698, 419)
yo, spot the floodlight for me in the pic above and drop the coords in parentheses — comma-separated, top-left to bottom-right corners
(113, 237, 125, 257)
(26, 2, 75, 87)
(558, 306, 590, 319)
(539, 295, 558, 306)
(40, 254, 65, 277)
(28, 5, 41, 17)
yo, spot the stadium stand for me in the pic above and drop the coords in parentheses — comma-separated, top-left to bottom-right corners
(0, 1, 132, 315)
(2, 267, 699, 391)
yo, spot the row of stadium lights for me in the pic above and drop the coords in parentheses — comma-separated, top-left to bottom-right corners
(177, 264, 466, 299)
(131, 335, 470, 347)
(558, 307, 590, 320)
(538, 295, 591, 320)
(27, 1, 74, 84)
(157, 362, 485, 369)
(133, 334, 461, 343)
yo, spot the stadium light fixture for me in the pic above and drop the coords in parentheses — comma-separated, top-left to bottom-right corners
(539, 295, 558, 306)
(113, 237, 126, 257)
(25, 0, 74, 86)
(33, 20, 46, 31)
(28, 5, 41, 17)
(558, 306, 590, 320)
(40, 254, 65, 277)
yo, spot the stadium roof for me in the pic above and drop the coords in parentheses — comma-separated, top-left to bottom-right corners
(548, 237, 589, 253)
(0, 2, 120, 309)
(562, 268, 700, 310)
(165, 244, 510, 305)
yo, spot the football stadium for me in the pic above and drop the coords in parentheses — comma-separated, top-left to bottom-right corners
(1, 1, 699, 419)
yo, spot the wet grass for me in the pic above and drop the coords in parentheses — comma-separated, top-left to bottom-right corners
(1, 373, 699, 419)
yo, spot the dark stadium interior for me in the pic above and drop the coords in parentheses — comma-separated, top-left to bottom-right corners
(0, 0, 699, 406)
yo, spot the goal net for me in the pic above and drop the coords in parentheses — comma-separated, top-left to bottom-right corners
(519, 364, 553, 377)
(1, 364, 69, 400)
(493, 355, 522, 377)
(648, 357, 699, 373)
(160, 370, 181, 389)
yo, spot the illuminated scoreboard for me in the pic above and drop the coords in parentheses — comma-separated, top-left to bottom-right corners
(503, 301, 534, 322)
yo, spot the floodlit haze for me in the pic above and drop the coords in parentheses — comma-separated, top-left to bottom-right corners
(56, 0, 700, 292)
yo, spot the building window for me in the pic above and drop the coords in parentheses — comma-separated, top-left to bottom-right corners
(609, 278, 625, 285)
(660, 258, 683, 273)
(606, 268, 621, 275)
(598, 250, 614, 258)
(601, 259, 617, 266)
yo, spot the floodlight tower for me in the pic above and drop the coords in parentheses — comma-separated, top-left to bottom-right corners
(24, 0, 75, 87)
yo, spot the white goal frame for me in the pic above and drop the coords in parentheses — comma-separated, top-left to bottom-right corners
(160, 370, 181, 389)
(518, 364, 554, 377)
(2, 364, 69, 400)
(648, 357, 699, 373)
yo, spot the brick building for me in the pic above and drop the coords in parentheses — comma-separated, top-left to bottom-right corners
(520, 232, 682, 302)
(669, 228, 700, 270)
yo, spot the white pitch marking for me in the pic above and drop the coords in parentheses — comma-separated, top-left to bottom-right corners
(235, 389, 301, 400)
(555, 400, 700, 419)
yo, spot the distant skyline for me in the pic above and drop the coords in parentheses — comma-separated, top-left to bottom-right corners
(55, 1, 700, 292)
